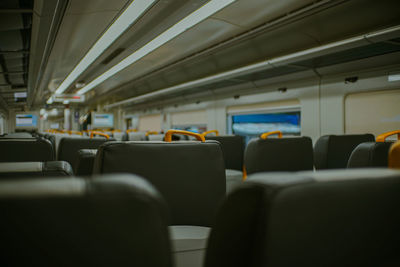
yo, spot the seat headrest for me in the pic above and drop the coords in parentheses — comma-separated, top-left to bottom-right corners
(93, 141, 226, 226)
(0, 174, 172, 267)
(0, 161, 73, 178)
(0, 138, 54, 162)
(347, 142, 393, 168)
(314, 134, 375, 169)
(205, 169, 400, 267)
(244, 136, 313, 174)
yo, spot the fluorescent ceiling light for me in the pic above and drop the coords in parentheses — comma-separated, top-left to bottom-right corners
(53, 0, 156, 96)
(77, 0, 236, 95)
(46, 97, 53, 105)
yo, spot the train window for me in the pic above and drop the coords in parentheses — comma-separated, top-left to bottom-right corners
(345, 89, 400, 137)
(228, 110, 301, 144)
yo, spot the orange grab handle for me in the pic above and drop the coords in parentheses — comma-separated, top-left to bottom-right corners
(260, 131, 282, 139)
(126, 129, 137, 133)
(145, 131, 159, 137)
(202, 130, 219, 137)
(90, 131, 110, 139)
(112, 129, 121, 133)
(68, 130, 82, 135)
(376, 130, 400, 142)
(164, 130, 205, 142)
(389, 141, 400, 169)
(242, 165, 247, 181)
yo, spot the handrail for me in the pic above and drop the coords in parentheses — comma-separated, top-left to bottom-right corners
(376, 130, 400, 142)
(388, 141, 400, 169)
(164, 130, 205, 142)
(260, 131, 283, 139)
(126, 129, 137, 133)
(145, 131, 159, 137)
(68, 130, 82, 136)
(112, 129, 121, 133)
(202, 129, 219, 137)
(90, 131, 110, 139)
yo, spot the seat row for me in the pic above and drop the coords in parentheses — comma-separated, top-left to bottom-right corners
(1, 168, 399, 266)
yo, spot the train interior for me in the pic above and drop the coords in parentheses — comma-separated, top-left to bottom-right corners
(0, 0, 400, 266)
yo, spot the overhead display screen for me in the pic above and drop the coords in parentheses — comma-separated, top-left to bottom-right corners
(92, 113, 114, 128)
(16, 114, 38, 128)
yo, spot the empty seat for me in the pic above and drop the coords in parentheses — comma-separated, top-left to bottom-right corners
(347, 142, 394, 168)
(314, 134, 375, 169)
(0, 174, 172, 267)
(128, 131, 146, 141)
(205, 135, 244, 171)
(75, 149, 97, 176)
(58, 137, 113, 173)
(0, 138, 54, 162)
(205, 169, 400, 267)
(112, 131, 128, 141)
(147, 134, 165, 141)
(94, 130, 226, 267)
(244, 133, 313, 175)
(0, 161, 73, 178)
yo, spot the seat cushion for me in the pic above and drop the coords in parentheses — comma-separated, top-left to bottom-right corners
(206, 135, 244, 171)
(170, 225, 210, 267)
(94, 141, 226, 226)
(314, 134, 375, 169)
(244, 137, 313, 175)
(347, 142, 393, 168)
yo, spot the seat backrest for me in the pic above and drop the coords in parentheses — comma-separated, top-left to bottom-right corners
(314, 134, 375, 169)
(0, 174, 172, 267)
(128, 131, 146, 141)
(93, 141, 226, 226)
(347, 142, 393, 168)
(112, 132, 128, 141)
(147, 134, 165, 141)
(206, 135, 244, 171)
(0, 161, 73, 178)
(58, 137, 113, 173)
(75, 149, 97, 176)
(0, 138, 54, 162)
(244, 137, 313, 175)
(205, 169, 400, 267)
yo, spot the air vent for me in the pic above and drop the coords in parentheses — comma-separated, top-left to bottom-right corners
(101, 48, 125, 65)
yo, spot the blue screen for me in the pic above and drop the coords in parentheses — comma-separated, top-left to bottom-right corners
(16, 114, 38, 127)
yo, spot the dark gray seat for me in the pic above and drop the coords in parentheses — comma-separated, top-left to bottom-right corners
(205, 169, 400, 267)
(0, 161, 73, 178)
(93, 140, 226, 267)
(0, 174, 172, 267)
(314, 134, 375, 170)
(205, 135, 244, 171)
(93, 140, 225, 226)
(347, 142, 394, 168)
(0, 138, 54, 162)
(75, 149, 97, 176)
(244, 136, 313, 175)
(58, 137, 114, 173)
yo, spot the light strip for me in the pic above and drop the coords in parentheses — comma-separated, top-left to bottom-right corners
(48, 0, 156, 102)
(104, 25, 400, 109)
(77, 0, 236, 95)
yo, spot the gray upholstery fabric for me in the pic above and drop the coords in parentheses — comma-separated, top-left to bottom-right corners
(93, 141, 226, 226)
(58, 137, 114, 173)
(205, 169, 400, 267)
(0, 161, 73, 178)
(244, 137, 313, 175)
(75, 149, 97, 176)
(0, 138, 54, 162)
(0, 174, 172, 267)
(347, 142, 393, 168)
(314, 134, 375, 170)
(206, 135, 244, 171)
